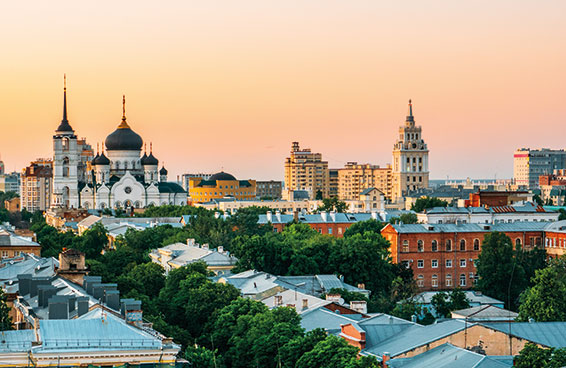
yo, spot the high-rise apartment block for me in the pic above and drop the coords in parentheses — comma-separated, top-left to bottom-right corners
(21, 159, 53, 212)
(513, 148, 566, 188)
(337, 162, 392, 200)
(392, 100, 429, 200)
(284, 142, 329, 199)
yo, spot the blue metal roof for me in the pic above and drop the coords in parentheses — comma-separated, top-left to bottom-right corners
(482, 322, 566, 348)
(0, 330, 35, 352)
(391, 221, 549, 234)
(387, 343, 511, 368)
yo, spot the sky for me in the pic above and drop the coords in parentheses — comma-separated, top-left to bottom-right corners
(1, 1, 565, 181)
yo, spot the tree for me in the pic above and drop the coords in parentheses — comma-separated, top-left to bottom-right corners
(431, 292, 451, 318)
(518, 258, 566, 322)
(449, 289, 470, 311)
(389, 213, 418, 224)
(533, 194, 544, 206)
(343, 219, 384, 237)
(296, 335, 379, 368)
(0, 289, 12, 331)
(515, 343, 566, 368)
(185, 345, 224, 368)
(316, 197, 348, 213)
(475, 232, 527, 310)
(117, 262, 166, 298)
(315, 190, 323, 200)
(558, 208, 566, 221)
(411, 197, 449, 213)
(76, 222, 108, 259)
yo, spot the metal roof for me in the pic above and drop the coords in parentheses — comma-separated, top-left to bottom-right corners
(387, 343, 510, 368)
(300, 306, 360, 334)
(482, 322, 566, 348)
(390, 222, 549, 234)
(414, 291, 503, 306)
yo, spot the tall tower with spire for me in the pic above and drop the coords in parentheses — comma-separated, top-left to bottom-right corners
(391, 100, 429, 201)
(52, 75, 80, 208)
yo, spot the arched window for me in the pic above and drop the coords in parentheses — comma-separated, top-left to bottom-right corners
(473, 239, 480, 251)
(62, 157, 70, 177)
(100, 203, 106, 209)
(131, 160, 136, 169)
(417, 240, 424, 252)
(115, 201, 121, 208)
(62, 137, 69, 151)
(431, 274, 438, 288)
(417, 274, 424, 288)
(134, 201, 141, 208)
(124, 161, 128, 170)
(402, 240, 409, 253)
(516, 238, 522, 247)
(115, 161, 121, 170)
(446, 239, 452, 252)
(431, 240, 438, 252)
(460, 274, 466, 287)
(460, 239, 466, 251)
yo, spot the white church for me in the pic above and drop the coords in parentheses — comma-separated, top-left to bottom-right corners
(52, 84, 187, 210)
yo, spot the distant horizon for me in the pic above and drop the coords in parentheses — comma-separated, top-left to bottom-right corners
(1, 1, 565, 181)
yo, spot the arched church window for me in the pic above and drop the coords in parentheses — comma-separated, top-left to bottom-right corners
(124, 162, 128, 170)
(115, 161, 121, 170)
(62, 157, 70, 177)
(131, 161, 136, 169)
(62, 138, 69, 151)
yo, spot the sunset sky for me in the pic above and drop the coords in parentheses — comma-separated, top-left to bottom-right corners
(1, 1, 565, 181)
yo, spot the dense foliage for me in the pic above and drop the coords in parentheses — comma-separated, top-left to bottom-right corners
(430, 289, 470, 318)
(411, 196, 449, 213)
(475, 232, 547, 310)
(515, 343, 566, 368)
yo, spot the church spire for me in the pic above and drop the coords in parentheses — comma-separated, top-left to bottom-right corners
(406, 99, 415, 125)
(117, 94, 131, 129)
(56, 74, 75, 134)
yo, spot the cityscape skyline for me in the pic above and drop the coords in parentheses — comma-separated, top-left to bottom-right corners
(1, 1, 565, 181)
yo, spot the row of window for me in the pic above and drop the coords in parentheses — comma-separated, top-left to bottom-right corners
(410, 258, 471, 269)
(402, 239, 482, 252)
(417, 273, 476, 288)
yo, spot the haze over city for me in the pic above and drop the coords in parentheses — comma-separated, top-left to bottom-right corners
(1, 1, 565, 180)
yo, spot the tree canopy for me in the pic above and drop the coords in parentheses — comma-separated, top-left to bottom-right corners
(411, 196, 449, 213)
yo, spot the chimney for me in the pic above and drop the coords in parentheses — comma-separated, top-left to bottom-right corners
(371, 212, 378, 220)
(321, 211, 328, 222)
(350, 301, 367, 314)
(105, 290, 121, 311)
(202, 243, 209, 250)
(17, 274, 32, 296)
(37, 285, 57, 308)
(325, 294, 341, 303)
(266, 211, 272, 223)
(30, 277, 51, 298)
(48, 296, 69, 319)
(77, 297, 89, 317)
(275, 295, 283, 306)
(302, 298, 309, 310)
(382, 352, 390, 367)
(275, 211, 281, 223)
(330, 211, 336, 222)
(293, 211, 299, 222)
(411, 314, 417, 323)
(186, 238, 196, 247)
(217, 246, 224, 254)
(357, 283, 365, 290)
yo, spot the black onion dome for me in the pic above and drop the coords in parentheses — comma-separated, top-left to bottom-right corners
(160, 166, 168, 175)
(209, 171, 237, 181)
(95, 152, 110, 165)
(91, 153, 100, 166)
(140, 152, 148, 165)
(143, 152, 158, 166)
(105, 118, 143, 151)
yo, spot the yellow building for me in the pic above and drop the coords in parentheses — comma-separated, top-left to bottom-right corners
(284, 142, 329, 199)
(338, 162, 393, 200)
(188, 171, 256, 203)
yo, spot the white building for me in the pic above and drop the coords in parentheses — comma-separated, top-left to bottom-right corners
(417, 202, 559, 224)
(51, 84, 186, 210)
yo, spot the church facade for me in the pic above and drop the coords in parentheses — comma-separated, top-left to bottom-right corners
(52, 85, 186, 210)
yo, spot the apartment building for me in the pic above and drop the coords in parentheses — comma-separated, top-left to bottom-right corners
(20, 159, 53, 212)
(338, 162, 392, 200)
(284, 142, 329, 199)
(514, 148, 566, 188)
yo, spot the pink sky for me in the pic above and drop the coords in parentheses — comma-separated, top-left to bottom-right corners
(1, 1, 565, 181)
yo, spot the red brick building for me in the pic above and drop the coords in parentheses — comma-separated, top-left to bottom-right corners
(464, 190, 531, 208)
(381, 222, 546, 291)
(543, 221, 566, 257)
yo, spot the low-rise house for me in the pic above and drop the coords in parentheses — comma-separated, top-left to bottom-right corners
(451, 305, 518, 323)
(0, 308, 180, 366)
(413, 291, 504, 317)
(0, 228, 41, 258)
(386, 343, 511, 368)
(77, 215, 182, 235)
(150, 239, 237, 275)
(219, 270, 369, 299)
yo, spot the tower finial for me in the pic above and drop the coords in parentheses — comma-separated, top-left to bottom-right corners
(144, 143, 147, 154)
(150, 142, 153, 153)
(122, 94, 126, 119)
(408, 99, 413, 117)
(56, 74, 74, 133)
(96, 142, 99, 155)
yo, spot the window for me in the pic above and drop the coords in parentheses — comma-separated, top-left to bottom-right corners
(432, 275, 438, 288)
(446, 239, 452, 251)
(459, 274, 466, 287)
(460, 259, 467, 267)
(328, 228, 333, 235)
(460, 239, 466, 251)
(473, 239, 480, 251)
(431, 259, 438, 268)
(417, 240, 424, 252)
(446, 259, 452, 268)
(417, 275, 424, 288)
(402, 240, 409, 253)
(338, 227, 342, 235)
(431, 240, 438, 252)
(417, 260, 424, 268)
(446, 274, 452, 287)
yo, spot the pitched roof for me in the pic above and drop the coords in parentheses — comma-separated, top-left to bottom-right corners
(451, 305, 518, 321)
(481, 322, 566, 348)
(414, 291, 503, 306)
(387, 343, 510, 368)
